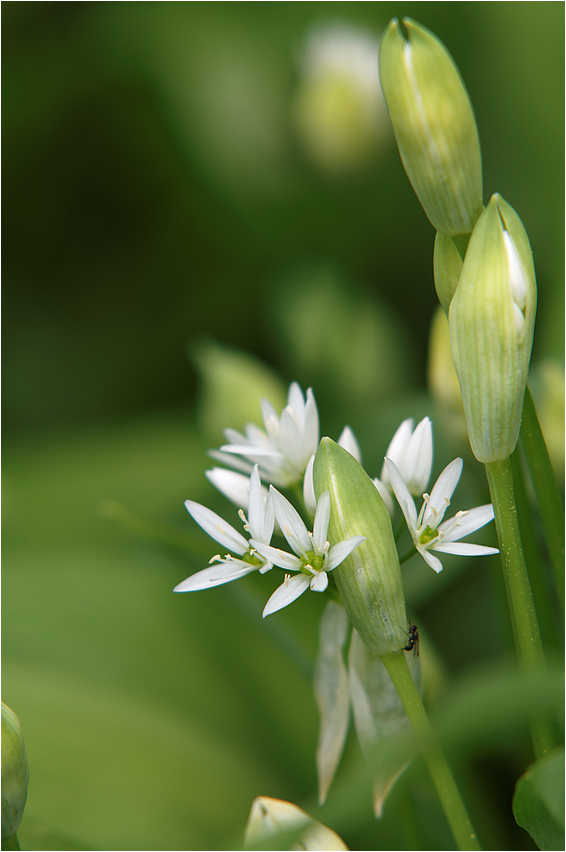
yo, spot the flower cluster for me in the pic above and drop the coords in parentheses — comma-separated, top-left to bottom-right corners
(175, 381, 498, 615)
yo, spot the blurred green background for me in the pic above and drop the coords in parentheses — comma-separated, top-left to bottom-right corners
(3, 2, 563, 850)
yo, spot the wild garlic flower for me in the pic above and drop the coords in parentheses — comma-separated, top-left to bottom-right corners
(384, 457, 498, 573)
(250, 487, 365, 617)
(174, 466, 274, 593)
(210, 382, 319, 488)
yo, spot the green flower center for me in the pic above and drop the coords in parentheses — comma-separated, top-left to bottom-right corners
(419, 525, 440, 545)
(243, 550, 265, 567)
(300, 550, 325, 574)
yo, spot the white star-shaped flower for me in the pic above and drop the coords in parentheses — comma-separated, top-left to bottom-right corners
(251, 487, 365, 617)
(380, 417, 434, 496)
(174, 465, 274, 593)
(384, 457, 499, 573)
(210, 382, 320, 488)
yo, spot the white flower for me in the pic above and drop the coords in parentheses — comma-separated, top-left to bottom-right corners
(174, 466, 274, 592)
(251, 487, 365, 617)
(380, 417, 433, 496)
(210, 382, 320, 488)
(384, 457, 499, 573)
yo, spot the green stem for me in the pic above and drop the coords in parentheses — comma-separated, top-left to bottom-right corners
(381, 650, 481, 851)
(2, 833, 21, 851)
(484, 458, 553, 757)
(520, 387, 565, 611)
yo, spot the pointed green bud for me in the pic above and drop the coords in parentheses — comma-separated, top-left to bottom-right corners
(448, 194, 537, 463)
(433, 231, 464, 313)
(379, 18, 483, 236)
(2, 703, 29, 840)
(313, 438, 406, 657)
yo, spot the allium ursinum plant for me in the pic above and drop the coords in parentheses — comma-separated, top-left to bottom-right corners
(378, 14, 563, 849)
(176, 380, 499, 849)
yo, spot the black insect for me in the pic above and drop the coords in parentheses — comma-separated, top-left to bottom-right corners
(402, 621, 419, 657)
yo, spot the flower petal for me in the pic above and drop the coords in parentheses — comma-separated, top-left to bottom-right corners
(303, 455, 317, 516)
(326, 535, 366, 571)
(422, 457, 463, 527)
(262, 574, 311, 617)
(338, 426, 362, 462)
(310, 571, 329, 592)
(416, 545, 444, 573)
(249, 540, 302, 572)
(247, 465, 274, 543)
(312, 491, 331, 553)
(380, 418, 414, 483)
(438, 504, 495, 541)
(270, 487, 311, 555)
(403, 417, 433, 495)
(383, 459, 418, 532)
(432, 542, 499, 557)
(185, 500, 248, 555)
(174, 559, 258, 592)
(205, 468, 252, 509)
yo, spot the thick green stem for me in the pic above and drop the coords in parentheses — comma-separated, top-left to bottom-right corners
(520, 387, 565, 611)
(484, 458, 553, 757)
(381, 651, 481, 851)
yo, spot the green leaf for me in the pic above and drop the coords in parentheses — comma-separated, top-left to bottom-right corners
(512, 746, 565, 850)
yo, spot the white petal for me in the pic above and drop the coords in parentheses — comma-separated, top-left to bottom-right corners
(174, 560, 258, 591)
(270, 487, 311, 555)
(403, 417, 433, 495)
(287, 381, 306, 416)
(432, 542, 499, 557)
(246, 465, 274, 543)
(383, 459, 418, 532)
(260, 397, 281, 442)
(417, 545, 444, 573)
(438, 504, 495, 541)
(262, 574, 310, 617)
(185, 500, 248, 555)
(303, 389, 320, 455)
(310, 571, 329, 592)
(422, 458, 463, 528)
(303, 455, 317, 516)
(249, 540, 302, 572)
(205, 468, 252, 509)
(373, 477, 394, 515)
(208, 450, 254, 476)
(326, 535, 366, 570)
(338, 426, 362, 462)
(312, 491, 331, 553)
(380, 419, 414, 482)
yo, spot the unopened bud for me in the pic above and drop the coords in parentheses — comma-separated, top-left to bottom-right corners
(244, 796, 349, 850)
(379, 17, 483, 236)
(2, 703, 29, 840)
(448, 193, 537, 462)
(313, 438, 407, 657)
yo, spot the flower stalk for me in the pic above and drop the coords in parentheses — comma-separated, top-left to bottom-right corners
(380, 651, 481, 851)
(484, 458, 553, 758)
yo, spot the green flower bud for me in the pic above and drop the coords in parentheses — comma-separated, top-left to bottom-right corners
(433, 231, 464, 313)
(379, 17, 483, 236)
(2, 703, 29, 840)
(313, 438, 406, 657)
(448, 193, 537, 463)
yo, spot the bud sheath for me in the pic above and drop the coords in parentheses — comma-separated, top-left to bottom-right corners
(379, 17, 483, 236)
(313, 438, 406, 656)
(449, 194, 537, 462)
